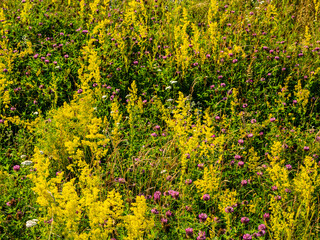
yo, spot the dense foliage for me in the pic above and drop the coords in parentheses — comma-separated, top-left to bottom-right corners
(1, 0, 320, 239)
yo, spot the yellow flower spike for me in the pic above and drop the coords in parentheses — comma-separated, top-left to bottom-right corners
(294, 80, 310, 114)
(20, 0, 32, 24)
(266, 163, 290, 197)
(194, 165, 221, 196)
(124, 195, 154, 240)
(294, 156, 318, 206)
(219, 189, 237, 230)
(247, 147, 260, 172)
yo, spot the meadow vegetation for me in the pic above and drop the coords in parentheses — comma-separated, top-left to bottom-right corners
(1, 0, 320, 239)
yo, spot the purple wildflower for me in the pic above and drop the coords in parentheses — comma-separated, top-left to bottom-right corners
(225, 206, 234, 213)
(166, 210, 173, 217)
(238, 161, 244, 167)
(258, 224, 266, 231)
(251, 119, 257, 124)
(243, 234, 252, 240)
(241, 180, 248, 186)
(275, 195, 282, 201)
(197, 231, 206, 240)
(154, 191, 161, 201)
(13, 165, 20, 171)
(185, 179, 192, 185)
(185, 228, 193, 237)
(161, 218, 168, 224)
(241, 217, 250, 224)
(263, 213, 270, 220)
(151, 208, 159, 214)
(202, 194, 210, 201)
(168, 190, 179, 199)
(198, 213, 208, 222)
(198, 163, 204, 169)
(285, 164, 292, 170)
